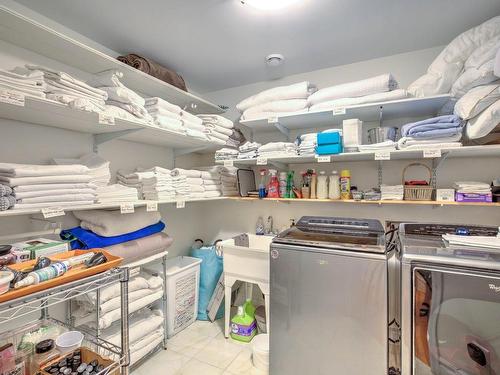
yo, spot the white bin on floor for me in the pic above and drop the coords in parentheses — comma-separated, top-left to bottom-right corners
(252, 334, 269, 373)
(165, 256, 202, 338)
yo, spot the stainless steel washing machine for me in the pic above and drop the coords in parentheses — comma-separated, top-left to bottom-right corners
(270, 216, 390, 375)
(400, 223, 500, 375)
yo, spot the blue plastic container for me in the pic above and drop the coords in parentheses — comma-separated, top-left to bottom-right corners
(316, 143, 343, 155)
(317, 132, 341, 146)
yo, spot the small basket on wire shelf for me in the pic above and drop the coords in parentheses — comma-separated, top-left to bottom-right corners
(403, 162, 434, 201)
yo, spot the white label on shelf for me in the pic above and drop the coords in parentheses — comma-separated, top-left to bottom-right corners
(374, 151, 391, 161)
(256, 157, 268, 165)
(224, 160, 234, 167)
(0, 90, 25, 107)
(146, 201, 158, 212)
(316, 155, 331, 163)
(99, 113, 115, 126)
(176, 200, 186, 209)
(41, 207, 65, 219)
(120, 203, 135, 214)
(268, 116, 279, 124)
(423, 149, 442, 158)
(332, 107, 346, 115)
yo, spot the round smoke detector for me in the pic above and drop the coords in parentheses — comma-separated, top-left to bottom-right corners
(266, 54, 285, 67)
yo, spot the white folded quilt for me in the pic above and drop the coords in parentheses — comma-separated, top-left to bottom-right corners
(241, 99, 309, 120)
(74, 206, 161, 237)
(454, 83, 500, 120)
(310, 89, 409, 111)
(0, 175, 91, 187)
(237, 81, 317, 112)
(308, 74, 399, 106)
(0, 163, 89, 178)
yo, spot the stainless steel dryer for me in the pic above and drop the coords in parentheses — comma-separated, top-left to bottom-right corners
(400, 223, 500, 375)
(270, 216, 389, 375)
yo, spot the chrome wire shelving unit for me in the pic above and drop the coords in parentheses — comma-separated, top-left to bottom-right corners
(0, 268, 130, 375)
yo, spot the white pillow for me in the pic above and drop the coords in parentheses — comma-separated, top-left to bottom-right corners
(451, 60, 497, 98)
(495, 48, 500, 77)
(466, 99, 500, 139)
(455, 83, 500, 120)
(408, 16, 500, 97)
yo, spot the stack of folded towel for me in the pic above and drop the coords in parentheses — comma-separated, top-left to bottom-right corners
(358, 140, 397, 152)
(144, 97, 185, 133)
(219, 167, 239, 197)
(140, 167, 175, 201)
(237, 81, 317, 121)
(0, 68, 46, 98)
(453, 181, 492, 202)
(170, 168, 205, 198)
(89, 70, 152, 122)
(105, 232, 173, 264)
(398, 115, 464, 150)
(238, 142, 261, 159)
(380, 185, 404, 201)
(308, 74, 405, 111)
(53, 153, 111, 188)
(198, 115, 235, 146)
(297, 133, 317, 156)
(215, 148, 239, 161)
(0, 184, 15, 211)
(258, 142, 298, 158)
(96, 184, 139, 204)
(200, 169, 223, 198)
(25, 65, 108, 113)
(61, 207, 165, 249)
(0, 163, 96, 210)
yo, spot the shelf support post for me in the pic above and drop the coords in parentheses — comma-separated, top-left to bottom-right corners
(379, 105, 384, 127)
(93, 129, 141, 153)
(120, 268, 130, 375)
(378, 161, 383, 188)
(162, 254, 168, 350)
(431, 152, 450, 190)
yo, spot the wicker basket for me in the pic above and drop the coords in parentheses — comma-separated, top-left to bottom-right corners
(402, 163, 434, 201)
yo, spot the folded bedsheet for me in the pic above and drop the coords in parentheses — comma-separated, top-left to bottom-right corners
(241, 99, 309, 120)
(401, 115, 463, 138)
(17, 194, 96, 204)
(74, 206, 161, 237)
(61, 221, 165, 250)
(100, 86, 145, 106)
(0, 163, 89, 178)
(241, 109, 309, 121)
(197, 114, 234, 129)
(237, 81, 317, 112)
(397, 133, 463, 149)
(204, 123, 233, 136)
(310, 89, 409, 112)
(145, 97, 182, 114)
(87, 70, 124, 88)
(258, 142, 297, 153)
(0, 174, 91, 187)
(308, 74, 399, 106)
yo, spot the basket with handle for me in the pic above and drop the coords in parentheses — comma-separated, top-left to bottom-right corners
(402, 162, 434, 201)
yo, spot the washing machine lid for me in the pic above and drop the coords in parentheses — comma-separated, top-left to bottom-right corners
(400, 223, 500, 270)
(273, 216, 386, 253)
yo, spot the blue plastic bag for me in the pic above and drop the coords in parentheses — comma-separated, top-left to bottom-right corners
(190, 242, 224, 321)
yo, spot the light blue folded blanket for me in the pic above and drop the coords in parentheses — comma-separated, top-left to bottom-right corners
(401, 115, 462, 138)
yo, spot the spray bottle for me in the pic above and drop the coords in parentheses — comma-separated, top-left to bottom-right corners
(285, 171, 295, 198)
(267, 169, 280, 198)
(258, 169, 267, 199)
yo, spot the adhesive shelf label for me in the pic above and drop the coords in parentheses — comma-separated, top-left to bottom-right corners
(256, 157, 268, 165)
(224, 160, 234, 167)
(316, 155, 331, 163)
(0, 90, 25, 107)
(332, 107, 346, 116)
(146, 202, 158, 212)
(41, 207, 65, 219)
(374, 151, 391, 161)
(99, 113, 115, 126)
(423, 149, 442, 158)
(268, 116, 279, 124)
(176, 200, 186, 209)
(120, 203, 135, 214)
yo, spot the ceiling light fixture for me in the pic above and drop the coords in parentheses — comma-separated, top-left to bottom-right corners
(266, 54, 285, 67)
(240, 0, 301, 10)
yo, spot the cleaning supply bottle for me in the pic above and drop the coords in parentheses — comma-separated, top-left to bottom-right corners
(340, 169, 351, 200)
(267, 169, 280, 198)
(256, 217, 265, 235)
(244, 298, 256, 318)
(230, 304, 257, 343)
(279, 172, 287, 198)
(258, 169, 267, 199)
(317, 171, 328, 199)
(329, 171, 341, 199)
(310, 171, 317, 199)
(285, 171, 294, 198)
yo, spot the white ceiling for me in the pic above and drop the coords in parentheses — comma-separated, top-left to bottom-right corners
(14, 0, 500, 93)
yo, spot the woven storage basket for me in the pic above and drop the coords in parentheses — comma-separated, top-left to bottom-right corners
(403, 163, 434, 201)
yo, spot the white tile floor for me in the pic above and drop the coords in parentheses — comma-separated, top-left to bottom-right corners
(132, 320, 267, 375)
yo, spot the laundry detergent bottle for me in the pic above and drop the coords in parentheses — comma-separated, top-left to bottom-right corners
(230, 301, 257, 342)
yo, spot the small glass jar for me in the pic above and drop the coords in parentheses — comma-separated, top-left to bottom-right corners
(33, 339, 59, 371)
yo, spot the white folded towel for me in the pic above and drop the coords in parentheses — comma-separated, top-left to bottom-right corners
(145, 97, 182, 114)
(17, 194, 96, 204)
(0, 163, 89, 178)
(100, 86, 145, 106)
(0, 175, 91, 187)
(198, 114, 234, 129)
(13, 200, 95, 210)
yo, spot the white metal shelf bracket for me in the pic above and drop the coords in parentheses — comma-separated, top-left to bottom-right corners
(173, 146, 208, 158)
(93, 129, 141, 152)
(269, 161, 287, 170)
(272, 121, 291, 140)
(431, 151, 450, 189)
(379, 105, 384, 127)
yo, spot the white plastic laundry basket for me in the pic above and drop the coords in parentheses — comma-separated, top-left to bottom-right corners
(252, 334, 269, 373)
(165, 256, 202, 338)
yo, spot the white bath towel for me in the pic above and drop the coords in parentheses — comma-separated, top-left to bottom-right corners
(0, 174, 91, 187)
(397, 133, 462, 149)
(258, 142, 297, 153)
(186, 177, 203, 186)
(14, 188, 96, 199)
(204, 185, 222, 192)
(74, 206, 161, 237)
(242, 99, 309, 120)
(182, 120, 205, 132)
(0, 163, 89, 178)
(181, 110, 203, 125)
(237, 81, 317, 112)
(13, 183, 93, 192)
(308, 74, 399, 106)
(171, 169, 202, 178)
(145, 97, 182, 114)
(310, 89, 409, 112)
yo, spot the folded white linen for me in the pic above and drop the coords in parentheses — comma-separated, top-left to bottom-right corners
(87, 69, 124, 88)
(204, 123, 233, 136)
(401, 142, 462, 151)
(308, 74, 399, 106)
(186, 177, 203, 185)
(14, 188, 96, 199)
(154, 115, 184, 130)
(358, 141, 397, 152)
(0, 174, 91, 187)
(171, 169, 202, 178)
(17, 194, 96, 204)
(0, 82, 45, 98)
(14, 183, 93, 192)
(239, 141, 261, 152)
(207, 137, 226, 145)
(259, 151, 298, 158)
(258, 142, 297, 153)
(100, 86, 145, 106)
(397, 133, 462, 149)
(182, 120, 205, 132)
(145, 97, 182, 114)
(0, 68, 45, 85)
(74, 206, 161, 237)
(185, 128, 209, 140)
(148, 108, 183, 121)
(222, 190, 239, 196)
(310, 89, 409, 112)
(466, 99, 500, 139)
(107, 100, 152, 121)
(186, 185, 205, 193)
(198, 114, 234, 129)
(44, 82, 106, 108)
(241, 99, 309, 120)
(13, 200, 95, 210)
(237, 81, 317, 112)
(202, 181, 221, 187)
(454, 83, 500, 120)
(181, 110, 203, 125)
(204, 129, 230, 141)
(130, 329, 164, 365)
(0, 163, 89, 178)
(79, 275, 151, 305)
(103, 104, 148, 123)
